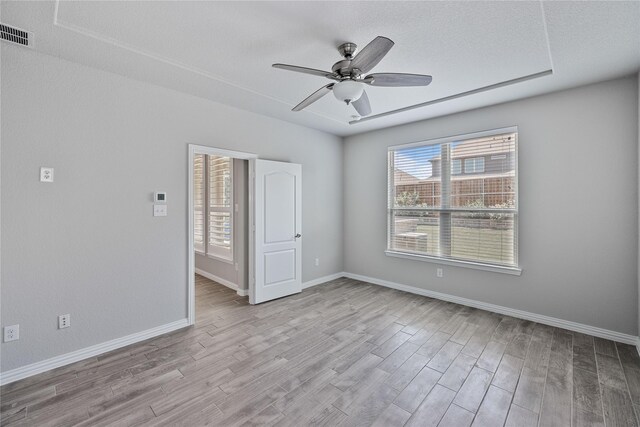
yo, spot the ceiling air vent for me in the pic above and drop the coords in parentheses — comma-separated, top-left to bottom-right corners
(0, 23, 32, 48)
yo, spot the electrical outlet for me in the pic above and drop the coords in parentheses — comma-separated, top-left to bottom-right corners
(315, 258, 320, 267)
(4, 325, 19, 342)
(40, 167, 54, 182)
(436, 268, 444, 278)
(58, 314, 71, 329)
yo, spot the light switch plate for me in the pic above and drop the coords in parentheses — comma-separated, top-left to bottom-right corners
(40, 167, 54, 182)
(153, 204, 167, 217)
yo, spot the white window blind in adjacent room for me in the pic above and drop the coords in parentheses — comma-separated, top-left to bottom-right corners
(193, 154, 206, 253)
(387, 127, 518, 271)
(207, 156, 233, 260)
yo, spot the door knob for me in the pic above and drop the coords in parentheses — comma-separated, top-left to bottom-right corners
(295, 233, 302, 238)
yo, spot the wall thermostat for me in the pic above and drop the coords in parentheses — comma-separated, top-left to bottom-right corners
(154, 192, 167, 203)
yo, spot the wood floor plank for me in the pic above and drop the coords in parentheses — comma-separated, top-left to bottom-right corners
(617, 342, 640, 405)
(378, 342, 421, 374)
(594, 337, 618, 357)
(438, 353, 477, 392)
(332, 368, 389, 414)
(596, 352, 629, 391)
(504, 333, 532, 360)
(539, 330, 573, 426)
(601, 384, 638, 427)
(451, 322, 479, 346)
(331, 353, 384, 391)
(405, 384, 456, 427)
(371, 403, 411, 427)
(476, 340, 507, 373)
(573, 343, 597, 374)
(337, 383, 399, 427)
(372, 331, 413, 359)
(427, 341, 463, 373)
(394, 366, 442, 413)
(437, 404, 475, 427)
(462, 320, 501, 359)
(416, 331, 451, 359)
(492, 354, 524, 393)
(573, 367, 604, 426)
(387, 352, 430, 391)
(471, 385, 512, 427)
(504, 404, 538, 427)
(453, 366, 493, 413)
(512, 325, 553, 414)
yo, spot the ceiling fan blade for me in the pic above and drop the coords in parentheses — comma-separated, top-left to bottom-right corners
(352, 90, 372, 116)
(349, 36, 394, 74)
(364, 73, 432, 87)
(292, 83, 334, 111)
(273, 63, 336, 79)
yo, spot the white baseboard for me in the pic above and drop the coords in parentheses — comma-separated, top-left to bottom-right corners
(0, 318, 189, 386)
(302, 272, 346, 289)
(344, 272, 638, 346)
(195, 268, 247, 297)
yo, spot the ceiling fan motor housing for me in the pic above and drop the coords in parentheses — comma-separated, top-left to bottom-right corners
(337, 42, 357, 58)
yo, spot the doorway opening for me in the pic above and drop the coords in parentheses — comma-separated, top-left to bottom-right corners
(187, 145, 257, 325)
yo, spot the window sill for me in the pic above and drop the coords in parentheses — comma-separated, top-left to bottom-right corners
(384, 250, 522, 276)
(206, 253, 234, 264)
(194, 250, 234, 265)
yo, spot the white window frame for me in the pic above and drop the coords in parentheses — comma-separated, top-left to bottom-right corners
(386, 126, 521, 275)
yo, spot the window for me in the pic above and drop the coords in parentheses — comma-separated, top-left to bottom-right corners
(387, 127, 518, 273)
(193, 154, 206, 253)
(451, 159, 462, 175)
(464, 157, 485, 173)
(193, 154, 234, 261)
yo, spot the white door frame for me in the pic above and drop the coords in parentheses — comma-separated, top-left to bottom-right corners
(187, 144, 257, 326)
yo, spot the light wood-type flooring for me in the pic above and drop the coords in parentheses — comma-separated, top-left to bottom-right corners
(2, 275, 639, 426)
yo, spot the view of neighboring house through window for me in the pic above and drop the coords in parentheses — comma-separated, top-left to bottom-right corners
(451, 159, 462, 175)
(464, 157, 485, 173)
(387, 128, 518, 270)
(193, 154, 234, 261)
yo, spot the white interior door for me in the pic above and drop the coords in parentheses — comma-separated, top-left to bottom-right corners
(250, 159, 302, 304)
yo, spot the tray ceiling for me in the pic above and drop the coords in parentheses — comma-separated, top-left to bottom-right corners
(2, 1, 639, 136)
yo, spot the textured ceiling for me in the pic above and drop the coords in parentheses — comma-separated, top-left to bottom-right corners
(2, 1, 639, 136)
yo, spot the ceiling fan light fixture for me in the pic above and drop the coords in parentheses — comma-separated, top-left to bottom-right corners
(333, 80, 364, 104)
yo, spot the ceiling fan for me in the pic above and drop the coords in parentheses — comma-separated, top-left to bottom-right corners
(273, 36, 432, 117)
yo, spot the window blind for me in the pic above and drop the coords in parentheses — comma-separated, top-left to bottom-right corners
(207, 156, 233, 259)
(388, 129, 518, 268)
(193, 154, 206, 253)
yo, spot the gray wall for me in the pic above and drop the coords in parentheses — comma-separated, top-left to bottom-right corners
(0, 46, 343, 372)
(195, 159, 248, 291)
(344, 76, 639, 336)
